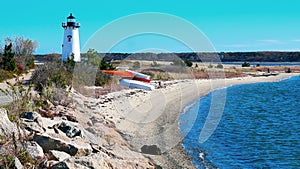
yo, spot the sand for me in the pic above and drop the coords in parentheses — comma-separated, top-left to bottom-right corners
(100, 73, 300, 168)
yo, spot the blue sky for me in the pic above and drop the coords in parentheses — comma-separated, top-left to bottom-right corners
(0, 0, 299, 54)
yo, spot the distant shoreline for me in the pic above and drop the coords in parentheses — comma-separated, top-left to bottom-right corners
(34, 51, 300, 63)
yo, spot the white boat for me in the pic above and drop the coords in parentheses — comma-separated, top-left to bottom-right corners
(119, 79, 154, 90)
(126, 70, 150, 80)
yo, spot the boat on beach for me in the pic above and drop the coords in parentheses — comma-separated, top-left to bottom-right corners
(119, 79, 155, 90)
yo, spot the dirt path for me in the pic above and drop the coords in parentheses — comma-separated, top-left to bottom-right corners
(0, 69, 34, 106)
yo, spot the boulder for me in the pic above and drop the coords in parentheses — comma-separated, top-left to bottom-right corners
(25, 141, 45, 161)
(48, 150, 71, 161)
(22, 112, 42, 121)
(50, 154, 108, 169)
(33, 133, 92, 156)
(22, 119, 45, 133)
(141, 145, 162, 155)
(0, 108, 19, 138)
(57, 121, 82, 138)
(14, 157, 23, 169)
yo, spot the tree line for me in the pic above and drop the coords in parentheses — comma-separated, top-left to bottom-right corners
(0, 36, 38, 81)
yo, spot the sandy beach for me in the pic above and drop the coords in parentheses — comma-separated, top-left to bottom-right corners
(78, 72, 299, 168)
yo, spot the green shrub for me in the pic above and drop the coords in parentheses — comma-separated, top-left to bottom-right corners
(0, 70, 14, 82)
(31, 61, 73, 92)
(151, 61, 160, 67)
(184, 60, 193, 67)
(1, 43, 16, 72)
(216, 63, 224, 69)
(242, 62, 250, 67)
(171, 59, 185, 67)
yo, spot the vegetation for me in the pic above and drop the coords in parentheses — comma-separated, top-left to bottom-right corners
(0, 36, 38, 82)
(0, 80, 42, 167)
(216, 63, 224, 69)
(1, 43, 17, 71)
(171, 58, 185, 67)
(184, 60, 193, 67)
(151, 61, 160, 67)
(242, 62, 251, 67)
(132, 61, 140, 70)
(68, 51, 300, 63)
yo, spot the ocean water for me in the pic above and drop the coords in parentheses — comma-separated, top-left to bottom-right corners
(222, 62, 300, 67)
(179, 76, 300, 169)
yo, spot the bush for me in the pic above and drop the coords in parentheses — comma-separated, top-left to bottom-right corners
(184, 60, 193, 67)
(1, 43, 16, 72)
(151, 61, 160, 67)
(171, 59, 185, 67)
(31, 61, 73, 92)
(216, 63, 223, 69)
(242, 62, 250, 67)
(132, 61, 140, 69)
(0, 70, 14, 82)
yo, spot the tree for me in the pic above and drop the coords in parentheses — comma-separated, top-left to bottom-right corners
(95, 58, 115, 86)
(242, 62, 250, 67)
(64, 53, 75, 72)
(5, 36, 38, 70)
(1, 43, 16, 71)
(184, 60, 193, 67)
(84, 48, 100, 66)
(171, 59, 185, 67)
(98, 58, 115, 70)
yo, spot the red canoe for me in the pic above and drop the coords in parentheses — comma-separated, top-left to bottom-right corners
(101, 70, 134, 77)
(101, 70, 151, 83)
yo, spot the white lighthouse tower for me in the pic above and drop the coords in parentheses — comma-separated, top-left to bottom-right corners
(62, 13, 81, 62)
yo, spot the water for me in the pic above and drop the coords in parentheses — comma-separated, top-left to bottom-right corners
(223, 62, 300, 67)
(180, 76, 300, 168)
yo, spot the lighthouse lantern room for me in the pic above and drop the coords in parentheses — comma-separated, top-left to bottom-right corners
(62, 13, 81, 62)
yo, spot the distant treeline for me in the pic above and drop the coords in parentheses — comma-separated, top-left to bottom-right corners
(35, 52, 300, 62)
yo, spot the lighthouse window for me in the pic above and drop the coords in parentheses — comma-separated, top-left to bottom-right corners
(67, 35, 72, 42)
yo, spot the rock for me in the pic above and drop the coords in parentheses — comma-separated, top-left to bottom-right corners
(48, 150, 71, 161)
(14, 157, 23, 169)
(50, 154, 108, 169)
(33, 133, 92, 156)
(141, 145, 162, 155)
(25, 141, 45, 161)
(22, 112, 42, 121)
(57, 122, 82, 138)
(0, 108, 19, 138)
(21, 119, 45, 133)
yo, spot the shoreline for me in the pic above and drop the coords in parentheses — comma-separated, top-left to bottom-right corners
(107, 73, 300, 168)
(1, 71, 299, 168)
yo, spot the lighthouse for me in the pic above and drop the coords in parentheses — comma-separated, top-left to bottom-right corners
(62, 13, 81, 62)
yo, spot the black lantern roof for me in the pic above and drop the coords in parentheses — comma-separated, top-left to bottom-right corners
(67, 13, 75, 19)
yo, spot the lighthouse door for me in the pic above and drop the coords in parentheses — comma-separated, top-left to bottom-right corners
(67, 35, 72, 42)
